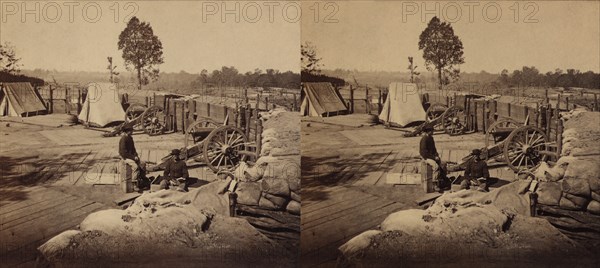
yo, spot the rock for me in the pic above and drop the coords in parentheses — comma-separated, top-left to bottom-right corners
(561, 177, 591, 198)
(261, 176, 290, 197)
(286, 200, 300, 215)
(236, 182, 262, 206)
(290, 191, 301, 202)
(587, 200, 600, 215)
(262, 192, 288, 209)
(536, 182, 562, 206)
(560, 193, 590, 210)
(592, 191, 600, 202)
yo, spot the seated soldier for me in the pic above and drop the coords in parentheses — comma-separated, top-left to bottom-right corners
(160, 149, 189, 192)
(119, 126, 141, 181)
(420, 125, 445, 191)
(461, 149, 490, 192)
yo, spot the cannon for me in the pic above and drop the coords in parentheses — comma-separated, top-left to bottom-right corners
(102, 103, 166, 137)
(402, 104, 467, 137)
(150, 117, 256, 173)
(448, 118, 558, 173)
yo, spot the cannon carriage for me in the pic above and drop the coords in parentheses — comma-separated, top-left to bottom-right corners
(148, 115, 258, 174)
(102, 103, 167, 137)
(402, 103, 468, 137)
(448, 118, 559, 173)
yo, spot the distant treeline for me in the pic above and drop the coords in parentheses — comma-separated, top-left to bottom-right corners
(496, 67, 600, 89)
(190, 66, 299, 90)
(0, 71, 44, 87)
(301, 71, 346, 87)
(21, 67, 300, 93)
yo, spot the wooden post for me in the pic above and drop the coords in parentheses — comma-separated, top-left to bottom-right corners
(473, 100, 478, 132)
(507, 102, 511, 118)
(557, 118, 563, 157)
(181, 101, 187, 133)
(65, 88, 70, 114)
(265, 96, 269, 111)
(256, 119, 263, 157)
(595, 94, 598, 111)
(565, 97, 569, 111)
(557, 94, 561, 111)
(535, 103, 540, 128)
(244, 88, 248, 105)
(234, 103, 239, 128)
(350, 85, 354, 113)
(77, 89, 81, 114)
(293, 93, 297, 111)
(545, 89, 549, 104)
(49, 85, 54, 114)
(365, 85, 370, 114)
(545, 104, 552, 138)
(245, 104, 251, 139)
(378, 89, 382, 114)
(171, 100, 177, 132)
(524, 106, 529, 125)
(483, 101, 488, 132)
(554, 102, 560, 142)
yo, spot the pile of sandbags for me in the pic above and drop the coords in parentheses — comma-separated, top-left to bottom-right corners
(38, 181, 287, 266)
(533, 111, 600, 214)
(233, 109, 301, 215)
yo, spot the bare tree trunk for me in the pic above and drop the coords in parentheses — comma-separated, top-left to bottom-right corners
(137, 67, 142, 90)
(437, 67, 442, 90)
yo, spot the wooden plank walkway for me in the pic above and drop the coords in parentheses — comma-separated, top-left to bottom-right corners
(301, 185, 407, 267)
(0, 186, 107, 267)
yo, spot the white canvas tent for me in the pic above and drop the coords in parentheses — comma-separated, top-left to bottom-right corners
(78, 83, 125, 127)
(379, 82, 426, 127)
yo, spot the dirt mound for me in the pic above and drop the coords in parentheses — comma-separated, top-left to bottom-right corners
(38, 181, 293, 266)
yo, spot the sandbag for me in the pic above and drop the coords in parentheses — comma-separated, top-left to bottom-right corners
(258, 195, 279, 210)
(236, 182, 262, 206)
(589, 178, 600, 193)
(286, 200, 300, 215)
(261, 176, 290, 197)
(586, 200, 600, 215)
(288, 177, 301, 192)
(561, 177, 591, 198)
(560, 193, 590, 210)
(536, 182, 562, 206)
(262, 192, 288, 209)
(339, 230, 382, 259)
(563, 158, 600, 183)
(380, 209, 430, 235)
(592, 191, 600, 203)
(291, 191, 301, 202)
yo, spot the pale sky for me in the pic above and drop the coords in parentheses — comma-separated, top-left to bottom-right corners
(302, 1, 600, 73)
(1, 1, 300, 73)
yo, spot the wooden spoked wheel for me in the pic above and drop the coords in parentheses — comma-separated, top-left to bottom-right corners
(442, 106, 466, 136)
(124, 103, 147, 131)
(184, 118, 221, 149)
(203, 126, 248, 173)
(426, 103, 447, 131)
(141, 105, 165, 136)
(485, 118, 521, 148)
(503, 126, 549, 173)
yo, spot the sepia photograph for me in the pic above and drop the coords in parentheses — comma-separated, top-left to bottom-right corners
(1, 0, 600, 267)
(301, 1, 600, 267)
(1, 1, 300, 266)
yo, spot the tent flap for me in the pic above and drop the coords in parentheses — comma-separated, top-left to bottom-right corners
(0, 82, 47, 117)
(78, 83, 125, 127)
(378, 82, 426, 127)
(301, 82, 347, 117)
